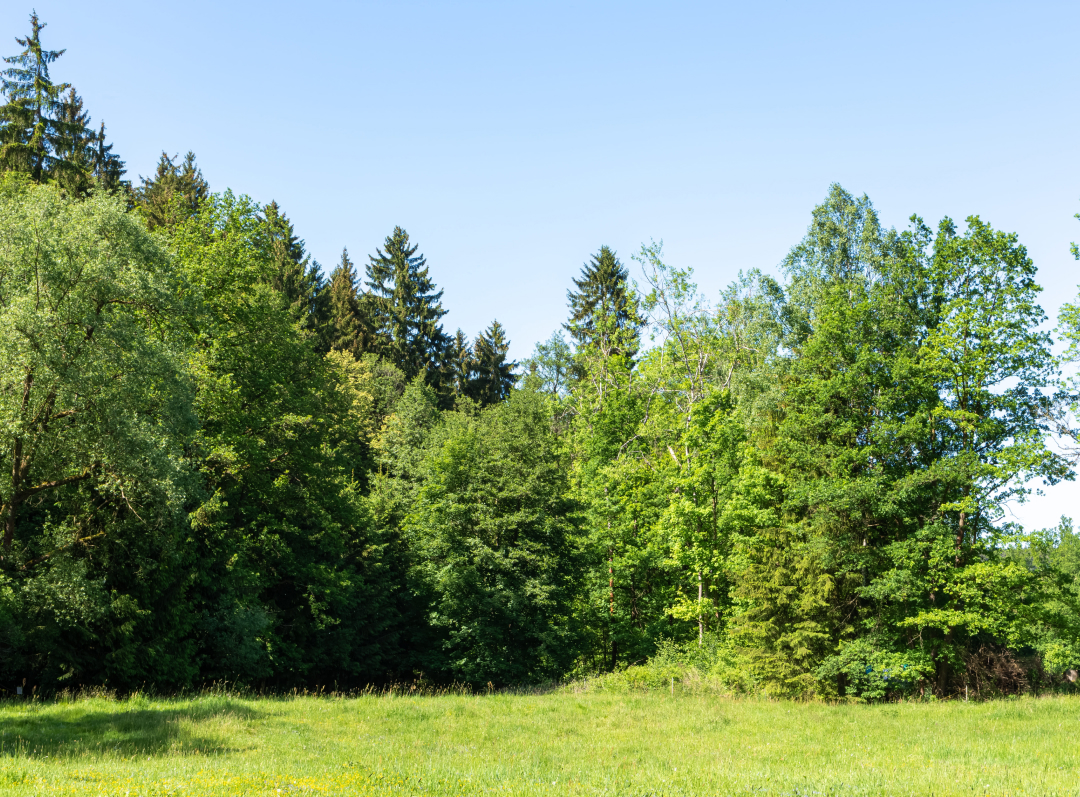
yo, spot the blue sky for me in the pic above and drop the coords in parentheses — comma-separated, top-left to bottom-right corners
(4, 1, 1078, 528)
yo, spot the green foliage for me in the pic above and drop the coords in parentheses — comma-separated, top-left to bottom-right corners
(403, 388, 583, 684)
(468, 320, 517, 406)
(365, 226, 451, 384)
(0, 30, 1077, 698)
(565, 245, 640, 359)
(0, 13, 84, 186)
(170, 192, 408, 686)
(134, 151, 208, 231)
(326, 248, 372, 357)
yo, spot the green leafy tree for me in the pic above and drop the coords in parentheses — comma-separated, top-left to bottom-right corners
(524, 332, 573, 399)
(0, 179, 197, 688)
(172, 192, 409, 686)
(406, 388, 583, 684)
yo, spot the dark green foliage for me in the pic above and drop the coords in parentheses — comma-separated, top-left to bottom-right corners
(1, 13, 75, 183)
(565, 246, 640, 358)
(469, 320, 517, 406)
(262, 200, 329, 345)
(406, 388, 583, 684)
(171, 193, 409, 686)
(326, 248, 374, 356)
(365, 226, 451, 382)
(446, 329, 475, 399)
(135, 151, 209, 230)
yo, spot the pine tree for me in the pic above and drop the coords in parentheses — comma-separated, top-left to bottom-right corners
(365, 226, 450, 381)
(565, 246, 640, 358)
(469, 320, 517, 406)
(135, 151, 209, 230)
(0, 12, 86, 185)
(326, 247, 374, 356)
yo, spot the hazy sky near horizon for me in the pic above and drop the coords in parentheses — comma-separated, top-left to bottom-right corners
(4, 1, 1078, 528)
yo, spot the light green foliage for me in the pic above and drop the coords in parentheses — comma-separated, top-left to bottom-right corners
(2, 692, 1080, 795)
(0, 178, 195, 686)
(523, 332, 573, 399)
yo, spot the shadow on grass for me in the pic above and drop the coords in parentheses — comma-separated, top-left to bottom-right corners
(0, 698, 263, 759)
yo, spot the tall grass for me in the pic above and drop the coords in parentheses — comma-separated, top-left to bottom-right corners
(0, 689, 1077, 795)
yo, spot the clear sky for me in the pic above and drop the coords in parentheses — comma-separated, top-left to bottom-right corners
(4, 1, 1078, 529)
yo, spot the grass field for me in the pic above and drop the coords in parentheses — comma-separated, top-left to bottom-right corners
(0, 689, 1077, 796)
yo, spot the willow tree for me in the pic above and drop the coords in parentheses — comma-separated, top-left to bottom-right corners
(0, 180, 192, 561)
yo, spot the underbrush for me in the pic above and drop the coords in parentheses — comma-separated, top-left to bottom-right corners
(567, 635, 1080, 702)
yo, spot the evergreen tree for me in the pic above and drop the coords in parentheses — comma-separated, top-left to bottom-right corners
(565, 246, 641, 358)
(0, 12, 86, 185)
(366, 226, 450, 381)
(50, 90, 125, 193)
(262, 200, 328, 344)
(90, 121, 127, 192)
(326, 247, 373, 356)
(447, 328, 475, 399)
(135, 151, 209, 230)
(469, 320, 517, 406)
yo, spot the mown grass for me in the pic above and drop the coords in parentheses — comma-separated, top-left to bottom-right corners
(0, 689, 1077, 796)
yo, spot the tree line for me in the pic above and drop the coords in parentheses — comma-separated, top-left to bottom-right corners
(1, 14, 1078, 698)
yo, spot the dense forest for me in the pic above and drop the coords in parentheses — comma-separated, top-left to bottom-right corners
(1, 14, 1079, 699)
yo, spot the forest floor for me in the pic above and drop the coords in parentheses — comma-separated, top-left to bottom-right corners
(0, 690, 1076, 796)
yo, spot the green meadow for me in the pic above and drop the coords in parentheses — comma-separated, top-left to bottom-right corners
(0, 691, 1077, 796)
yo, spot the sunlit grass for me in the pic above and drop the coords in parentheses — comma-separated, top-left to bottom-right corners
(0, 690, 1077, 795)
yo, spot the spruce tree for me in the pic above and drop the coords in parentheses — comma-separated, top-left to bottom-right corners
(447, 328, 475, 399)
(262, 201, 328, 344)
(469, 320, 517, 406)
(565, 245, 641, 358)
(47, 90, 125, 193)
(135, 151, 209, 230)
(0, 13, 86, 185)
(90, 121, 127, 192)
(365, 226, 450, 381)
(326, 247, 374, 356)
(53, 88, 92, 179)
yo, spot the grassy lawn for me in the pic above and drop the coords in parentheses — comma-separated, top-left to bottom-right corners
(0, 690, 1076, 796)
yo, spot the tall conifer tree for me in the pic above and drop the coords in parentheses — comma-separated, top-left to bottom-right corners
(565, 246, 640, 358)
(262, 201, 327, 344)
(0, 13, 85, 185)
(447, 328, 475, 398)
(365, 226, 450, 381)
(326, 247, 374, 356)
(469, 320, 517, 406)
(136, 151, 209, 230)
